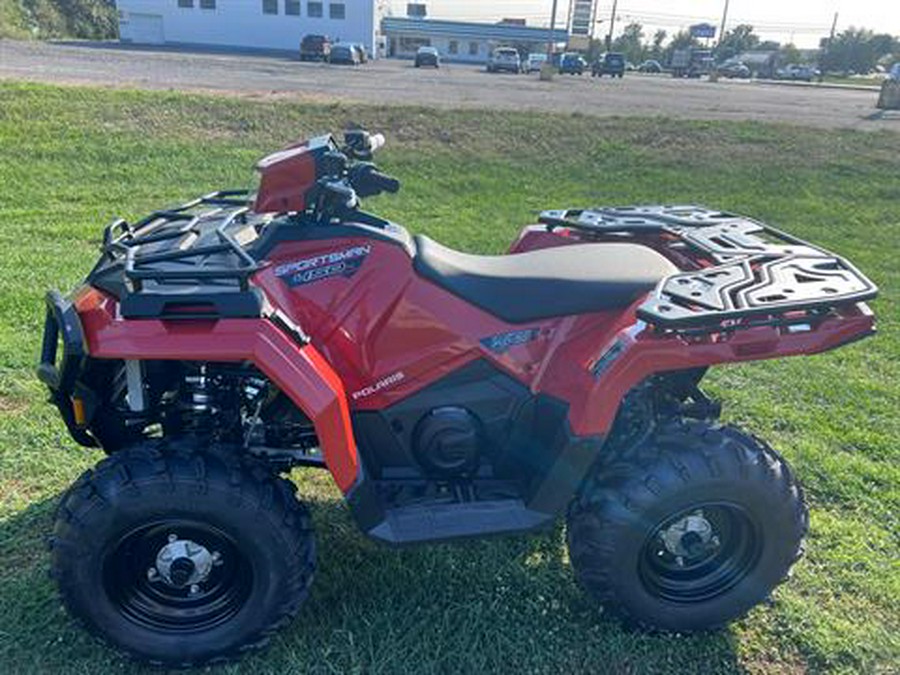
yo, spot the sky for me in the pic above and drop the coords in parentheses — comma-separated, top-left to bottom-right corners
(389, 1, 900, 48)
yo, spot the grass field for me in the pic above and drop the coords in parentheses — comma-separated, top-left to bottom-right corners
(0, 82, 898, 674)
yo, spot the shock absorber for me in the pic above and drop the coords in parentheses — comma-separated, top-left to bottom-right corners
(180, 365, 215, 433)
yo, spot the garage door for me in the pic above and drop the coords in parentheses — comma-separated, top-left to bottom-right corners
(127, 13, 165, 45)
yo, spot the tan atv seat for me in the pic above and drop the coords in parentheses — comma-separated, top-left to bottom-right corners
(413, 235, 678, 323)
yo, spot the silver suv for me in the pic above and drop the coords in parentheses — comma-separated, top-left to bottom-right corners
(487, 47, 521, 74)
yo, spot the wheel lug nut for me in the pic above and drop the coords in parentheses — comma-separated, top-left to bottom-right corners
(168, 533, 177, 543)
(190, 584, 200, 595)
(147, 567, 158, 580)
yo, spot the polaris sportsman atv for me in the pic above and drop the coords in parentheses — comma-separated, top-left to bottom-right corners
(39, 130, 877, 666)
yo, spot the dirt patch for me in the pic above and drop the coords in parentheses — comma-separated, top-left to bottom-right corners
(0, 394, 27, 415)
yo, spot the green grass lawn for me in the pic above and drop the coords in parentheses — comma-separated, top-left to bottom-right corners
(822, 75, 885, 88)
(0, 82, 898, 674)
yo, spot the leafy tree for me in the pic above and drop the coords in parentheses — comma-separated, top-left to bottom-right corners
(716, 24, 760, 62)
(780, 43, 802, 65)
(821, 27, 887, 74)
(611, 22, 645, 63)
(650, 29, 667, 60)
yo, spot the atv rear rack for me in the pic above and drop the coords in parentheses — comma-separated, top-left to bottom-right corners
(91, 190, 270, 319)
(539, 205, 878, 330)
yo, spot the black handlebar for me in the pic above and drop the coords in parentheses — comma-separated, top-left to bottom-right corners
(312, 131, 400, 221)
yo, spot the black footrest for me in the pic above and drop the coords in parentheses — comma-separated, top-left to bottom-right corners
(367, 499, 552, 545)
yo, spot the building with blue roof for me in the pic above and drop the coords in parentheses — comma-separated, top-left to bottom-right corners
(381, 17, 569, 63)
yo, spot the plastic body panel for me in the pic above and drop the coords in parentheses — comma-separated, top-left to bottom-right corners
(253, 224, 876, 440)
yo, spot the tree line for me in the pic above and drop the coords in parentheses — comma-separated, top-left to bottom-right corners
(588, 22, 898, 74)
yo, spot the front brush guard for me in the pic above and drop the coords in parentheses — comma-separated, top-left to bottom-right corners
(37, 290, 96, 447)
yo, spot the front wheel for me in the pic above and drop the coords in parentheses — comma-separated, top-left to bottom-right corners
(567, 421, 807, 632)
(50, 444, 316, 666)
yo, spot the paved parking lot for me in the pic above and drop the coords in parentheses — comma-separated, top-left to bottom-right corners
(1, 40, 894, 130)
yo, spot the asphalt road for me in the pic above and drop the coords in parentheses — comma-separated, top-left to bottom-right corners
(1, 40, 894, 131)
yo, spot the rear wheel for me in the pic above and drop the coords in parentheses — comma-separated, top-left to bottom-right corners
(567, 421, 807, 631)
(50, 443, 316, 666)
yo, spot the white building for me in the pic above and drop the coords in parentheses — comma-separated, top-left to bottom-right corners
(116, 0, 385, 56)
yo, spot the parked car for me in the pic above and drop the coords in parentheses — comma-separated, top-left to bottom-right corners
(625, 61, 636, 72)
(329, 44, 360, 66)
(592, 52, 625, 78)
(638, 59, 662, 73)
(776, 64, 819, 82)
(300, 34, 331, 62)
(717, 61, 751, 79)
(890, 63, 900, 80)
(559, 52, 586, 75)
(487, 47, 522, 73)
(525, 52, 548, 73)
(414, 46, 440, 68)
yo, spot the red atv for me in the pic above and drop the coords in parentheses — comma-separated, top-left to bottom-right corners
(40, 130, 877, 666)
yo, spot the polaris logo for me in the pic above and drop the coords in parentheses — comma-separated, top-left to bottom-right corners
(351, 371, 405, 400)
(275, 245, 371, 287)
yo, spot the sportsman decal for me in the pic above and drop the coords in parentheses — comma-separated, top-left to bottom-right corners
(275, 245, 371, 287)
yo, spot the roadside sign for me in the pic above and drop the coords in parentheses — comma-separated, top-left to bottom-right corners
(567, 35, 590, 51)
(690, 23, 717, 39)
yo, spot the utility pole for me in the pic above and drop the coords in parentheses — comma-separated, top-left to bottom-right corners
(547, 0, 559, 57)
(822, 11, 838, 80)
(605, 0, 618, 51)
(547, 0, 558, 56)
(717, 0, 730, 47)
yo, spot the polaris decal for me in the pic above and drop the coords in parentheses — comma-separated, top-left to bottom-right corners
(481, 328, 540, 354)
(351, 371, 406, 400)
(275, 245, 371, 287)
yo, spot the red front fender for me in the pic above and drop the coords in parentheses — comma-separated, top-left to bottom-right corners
(75, 288, 360, 493)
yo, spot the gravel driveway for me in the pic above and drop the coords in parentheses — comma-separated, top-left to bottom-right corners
(1, 40, 894, 131)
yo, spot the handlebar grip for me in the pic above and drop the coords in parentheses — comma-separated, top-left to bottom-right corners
(369, 170, 400, 193)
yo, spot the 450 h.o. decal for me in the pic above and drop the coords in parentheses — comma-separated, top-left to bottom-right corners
(275, 245, 371, 287)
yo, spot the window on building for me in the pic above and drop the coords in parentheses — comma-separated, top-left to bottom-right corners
(177, 0, 193, 8)
(285, 0, 300, 15)
(329, 3, 345, 19)
(468, 42, 479, 56)
(262, 0, 278, 14)
(200, 0, 216, 8)
(308, 1, 323, 17)
(448, 40, 458, 55)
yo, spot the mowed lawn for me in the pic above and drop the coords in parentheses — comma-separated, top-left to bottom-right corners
(0, 82, 898, 674)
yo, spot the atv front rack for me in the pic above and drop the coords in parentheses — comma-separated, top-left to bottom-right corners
(539, 205, 877, 330)
(90, 190, 270, 319)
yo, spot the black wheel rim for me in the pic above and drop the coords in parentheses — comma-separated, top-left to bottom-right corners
(638, 502, 761, 604)
(103, 519, 253, 633)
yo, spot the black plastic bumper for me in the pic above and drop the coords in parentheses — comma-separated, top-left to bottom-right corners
(37, 290, 96, 447)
